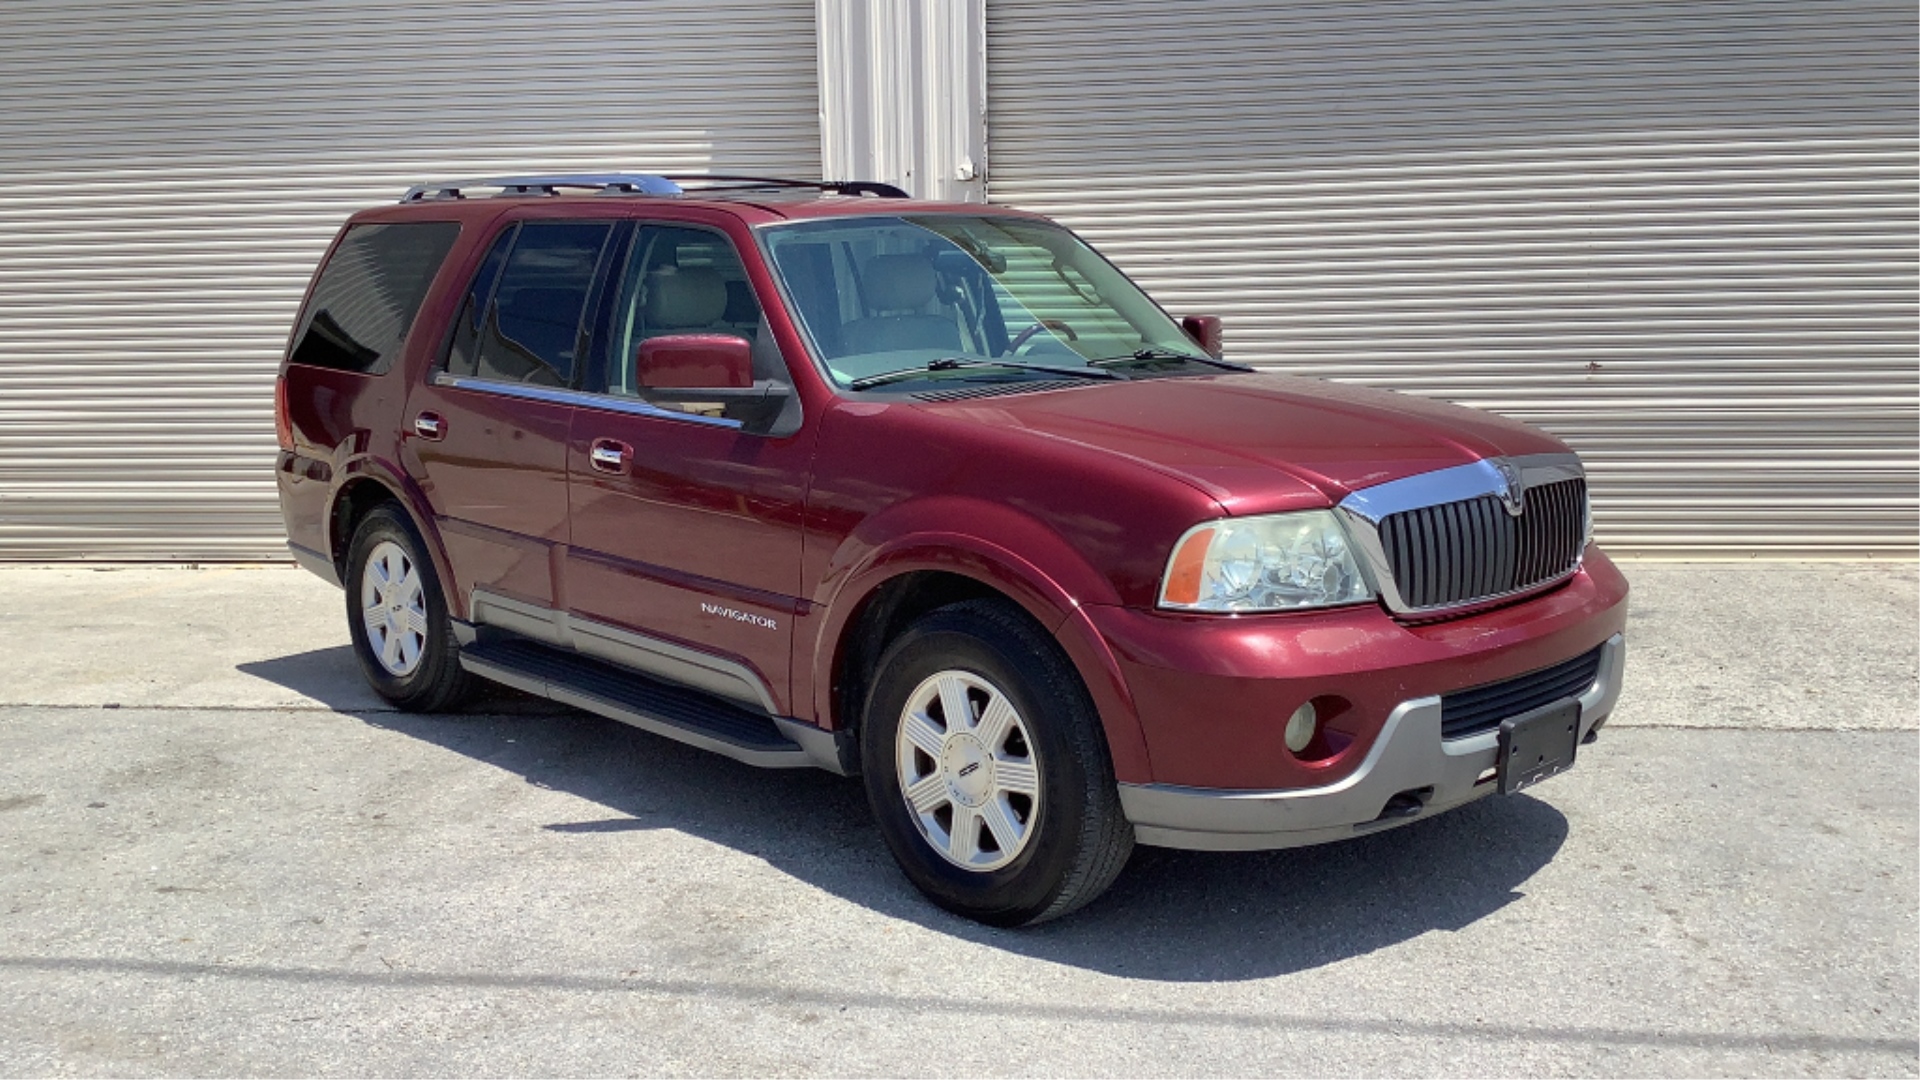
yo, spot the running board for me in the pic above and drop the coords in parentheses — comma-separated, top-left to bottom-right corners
(460, 638, 814, 769)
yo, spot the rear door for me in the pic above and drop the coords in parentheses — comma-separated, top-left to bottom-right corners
(562, 221, 814, 714)
(406, 219, 619, 610)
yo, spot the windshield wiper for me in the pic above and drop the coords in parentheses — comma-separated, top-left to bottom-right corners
(1088, 347, 1253, 372)
(848, 357, 1120, 391)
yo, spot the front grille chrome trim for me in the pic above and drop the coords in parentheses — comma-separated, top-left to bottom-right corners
(1337, 453, 1587, 617)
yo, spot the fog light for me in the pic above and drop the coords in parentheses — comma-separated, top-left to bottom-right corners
(1284, 701, 1318, 753)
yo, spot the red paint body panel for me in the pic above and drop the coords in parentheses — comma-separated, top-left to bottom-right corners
(406, 386, 572, 608)
(912, 373, 1570, 516)
(798, 394, 1219, 615)
(274, 363, 379, 557)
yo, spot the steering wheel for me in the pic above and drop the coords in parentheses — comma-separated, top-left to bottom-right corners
(1008, 319, 1079, 352)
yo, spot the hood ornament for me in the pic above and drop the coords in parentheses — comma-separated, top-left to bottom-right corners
(1492, 458, 1527, 517)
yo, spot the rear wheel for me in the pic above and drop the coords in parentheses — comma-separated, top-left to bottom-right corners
(861, 599, 1133, 926)
(344, 505, 473, 712)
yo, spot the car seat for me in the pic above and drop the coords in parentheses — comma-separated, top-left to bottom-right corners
(841, 254, 961, 355)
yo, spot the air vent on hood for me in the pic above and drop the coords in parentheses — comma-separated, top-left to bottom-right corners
(912, 380, 1089, 403)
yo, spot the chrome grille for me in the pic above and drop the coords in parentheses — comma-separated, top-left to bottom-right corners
(1376, 478, 1587, 611)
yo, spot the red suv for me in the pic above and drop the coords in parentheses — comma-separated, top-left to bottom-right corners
(276, 174, 1628, 925)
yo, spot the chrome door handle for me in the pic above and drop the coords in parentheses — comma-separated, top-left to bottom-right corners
(589, 439, 630, 474)
(413, 413, 445, 440)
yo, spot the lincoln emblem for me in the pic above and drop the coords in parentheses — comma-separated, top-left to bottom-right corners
(1494, 459, 1527, 517)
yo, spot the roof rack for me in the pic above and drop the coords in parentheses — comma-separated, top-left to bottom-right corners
(401, 173, 682, 201)
(399, 173, 909, 203)
(665, 175, 911, 199)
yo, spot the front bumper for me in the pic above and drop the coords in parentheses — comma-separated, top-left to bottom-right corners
(1119, 632, 1624, 850)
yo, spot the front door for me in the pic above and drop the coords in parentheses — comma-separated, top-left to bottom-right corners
(563, 222, 814, 715)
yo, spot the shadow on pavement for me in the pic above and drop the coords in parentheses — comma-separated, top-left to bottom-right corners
(242, 646, 1569, 983)
(239, 646, 566, 716)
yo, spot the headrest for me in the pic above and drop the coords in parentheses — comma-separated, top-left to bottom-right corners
(645, 267, 728, 328)
(862, 254, 937, 311)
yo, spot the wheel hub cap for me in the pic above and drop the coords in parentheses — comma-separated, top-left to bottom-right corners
(941, 734, 993, 807)
(360, 540, 427, 678)
(895, 669, 1041, 872)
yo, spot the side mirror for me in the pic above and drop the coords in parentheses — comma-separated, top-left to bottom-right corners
(634, 333, 796, 436)
(636, 334, 754, 389)
(1180, 315, 1223, 360)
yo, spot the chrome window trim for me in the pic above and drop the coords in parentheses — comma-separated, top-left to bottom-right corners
(1335, 452, 1587, 616)
(430, 372, 745, 430)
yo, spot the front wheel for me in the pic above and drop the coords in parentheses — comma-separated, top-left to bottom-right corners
(861, 600, 1133, 926)
(343, 504, 473, 712)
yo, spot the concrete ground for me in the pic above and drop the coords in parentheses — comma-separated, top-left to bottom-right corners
(0, 561, 1913, 1076)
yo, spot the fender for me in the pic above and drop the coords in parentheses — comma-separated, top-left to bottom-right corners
(324, 454, 464, 620)
(805, 497, 1154, 783)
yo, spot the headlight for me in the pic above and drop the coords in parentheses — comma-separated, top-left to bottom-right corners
(1158, 510, 1374, 613)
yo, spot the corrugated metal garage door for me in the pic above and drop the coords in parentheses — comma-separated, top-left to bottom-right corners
(0, 0, 820, 559)
(987, 0, 1918, 556)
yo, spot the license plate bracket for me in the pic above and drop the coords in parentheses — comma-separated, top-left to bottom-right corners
(1498, 699, 1581, 795)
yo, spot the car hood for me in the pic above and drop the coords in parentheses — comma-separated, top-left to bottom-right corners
(910, 372, 1571, 515)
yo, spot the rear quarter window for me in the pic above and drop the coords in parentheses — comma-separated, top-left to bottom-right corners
(289, 221, 461, 374)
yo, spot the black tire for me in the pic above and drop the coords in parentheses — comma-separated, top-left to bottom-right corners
(860, 599, 1134, 926)
(343, 504, 474, 712)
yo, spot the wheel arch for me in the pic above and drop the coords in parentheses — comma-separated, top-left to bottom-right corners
(324, 459, 462, 618)
(813, 537, 1152, 784)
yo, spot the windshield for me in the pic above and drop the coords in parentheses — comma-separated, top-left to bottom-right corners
(760, 214, 1204, 389)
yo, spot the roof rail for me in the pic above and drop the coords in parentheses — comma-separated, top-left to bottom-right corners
(399, 173, 910, 203)
(662, 175, 911, 199)
(400, 173, 684, 202)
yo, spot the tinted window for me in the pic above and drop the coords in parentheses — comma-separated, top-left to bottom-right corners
(444, 229, 515, 379)
(290, 222, 459, 373)
(467, 222, 613, 386)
